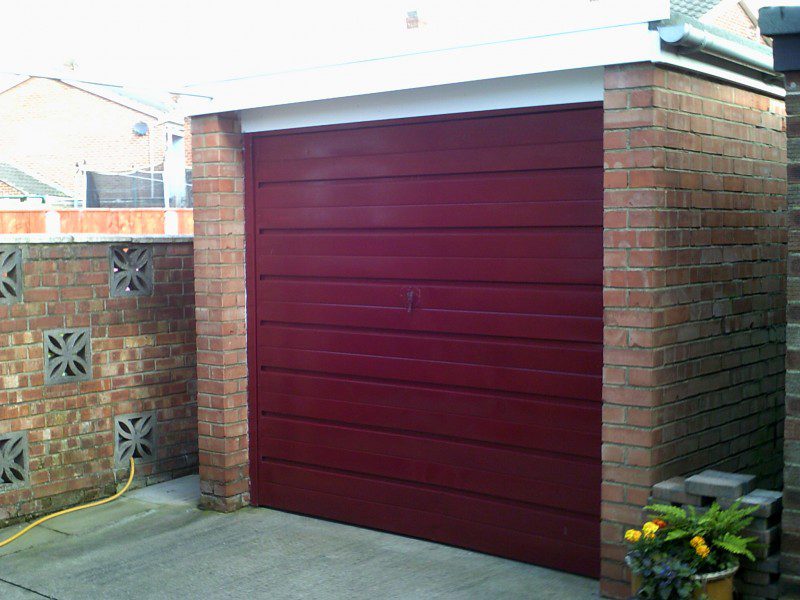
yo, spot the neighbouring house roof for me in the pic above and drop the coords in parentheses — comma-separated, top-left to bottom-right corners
(671, 0, 722, 19)
(0, 72, 188, 121)
(671, 0, 765, 44)
(0, 163, 69, 197)
(65, 80, 175, 119)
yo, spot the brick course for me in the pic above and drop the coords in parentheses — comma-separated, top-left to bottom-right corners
(783, 70, 800, 596)
(602, 63, 786, 598)
(0, 240, 196, 524)
(190, 114, 249, 511)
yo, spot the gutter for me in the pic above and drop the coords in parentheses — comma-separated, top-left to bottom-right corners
(656, 19, 774, 74)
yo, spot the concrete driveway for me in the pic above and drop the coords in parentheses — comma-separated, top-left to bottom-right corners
(0, 476, 599, 600)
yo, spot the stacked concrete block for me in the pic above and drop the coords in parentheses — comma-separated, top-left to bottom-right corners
(650, 471, 782, 600)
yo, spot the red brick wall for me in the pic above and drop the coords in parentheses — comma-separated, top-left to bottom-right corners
(190, 114, 249, 511)
(602, 63, 786, 598)
(0, 239, 196, 524)
(0, 78, 169, 198)
(783, 70, 800, 596)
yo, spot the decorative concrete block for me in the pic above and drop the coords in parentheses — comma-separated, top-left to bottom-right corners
(737, 582, 780, 599)
(743, 554, 781, 574)
(743, 526, 780, 554)
(652, 476, 708, 506)
(747, 514, 781, 530)
(0, 246, 23, 304)
(739, 568, 778, 586)
(752, 539, 779, 561)
(115, 411, 156, 466)
(720, 489, 783, 519)
(109, 245, 153, 297)
(43, 328, 92, 385)
(684, 470, 756, 499)
(0, 431, 28, 489)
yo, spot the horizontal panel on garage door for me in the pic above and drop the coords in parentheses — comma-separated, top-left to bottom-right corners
(246, 102, 603, 577)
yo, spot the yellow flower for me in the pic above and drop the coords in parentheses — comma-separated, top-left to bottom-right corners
(642, 522, 660, 536)
(695, 544, 710, 558)
(690, 536, 706, 548)
(625, 529, 642, 543)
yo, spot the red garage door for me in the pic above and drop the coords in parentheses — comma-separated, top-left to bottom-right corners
(245, 103, 603, 577)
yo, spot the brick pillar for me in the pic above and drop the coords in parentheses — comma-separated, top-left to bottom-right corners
(602, 63, 786, 598)
(191, 113, 250, 511)
(783, 71, 800, 595)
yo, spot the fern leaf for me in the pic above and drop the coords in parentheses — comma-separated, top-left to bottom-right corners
(645, 504, 688, 521)
(665, 529, 691, 541)
(712, 533, 756, 562)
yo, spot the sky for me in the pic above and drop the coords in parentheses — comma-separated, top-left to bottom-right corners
(0, 0, 798, 91)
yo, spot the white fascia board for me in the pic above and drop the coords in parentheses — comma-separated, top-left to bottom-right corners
(239, 67, 605, 133)
(193, 23, 660, 117)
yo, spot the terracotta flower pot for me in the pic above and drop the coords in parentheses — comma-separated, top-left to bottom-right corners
(628, 563, 738, 600)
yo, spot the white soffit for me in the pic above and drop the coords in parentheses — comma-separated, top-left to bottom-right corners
(195, 22, 661, 117)
(239, 67, 605, 133)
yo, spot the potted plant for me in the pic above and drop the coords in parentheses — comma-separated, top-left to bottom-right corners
(624, 502, 758, 599)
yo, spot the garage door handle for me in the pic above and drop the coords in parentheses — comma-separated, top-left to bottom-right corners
(406, 290, 415, 313)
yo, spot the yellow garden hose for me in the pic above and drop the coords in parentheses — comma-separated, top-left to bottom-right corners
(0, 457, 135, 549)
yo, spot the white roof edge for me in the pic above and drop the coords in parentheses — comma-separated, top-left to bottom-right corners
(188, 23, 662, 116)
(238, 67, 606, 133)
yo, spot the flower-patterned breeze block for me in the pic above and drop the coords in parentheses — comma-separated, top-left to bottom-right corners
(684, 470, 757, 499)
(43, 328, 92, 385)
(108, 245, 154, 297)
(115, 411, 157, 467)
(0, 246, 23, 304)
(0, 431, 28, 489)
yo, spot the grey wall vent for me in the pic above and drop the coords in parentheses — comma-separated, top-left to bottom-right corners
(0, 431, 29, 489)
(115, 412, 157, 466)
(44, 328, 92, 385)
(109, 245, 154, 297)
(0, 247, 23, 304)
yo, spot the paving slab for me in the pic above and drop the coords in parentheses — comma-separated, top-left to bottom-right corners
(0, 476, 598, 600)
(0, 524, 67, 558)
(0, 579, 50, 599)
(127, 474, 199, 506)
(37, 499, 156, 536)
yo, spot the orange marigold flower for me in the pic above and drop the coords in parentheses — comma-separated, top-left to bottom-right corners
(696, 544, 710, 558)
(625, 529, 642, 543)
(652, 519, 667, 528)
(642, 522, 660, 537)
(690, 536, 706, 548)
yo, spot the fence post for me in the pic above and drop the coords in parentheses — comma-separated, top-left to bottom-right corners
(45, 210, 61, 234)
(164, 210, 178, 234)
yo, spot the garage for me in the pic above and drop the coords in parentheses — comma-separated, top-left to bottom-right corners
(245, 102, 603, 576)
